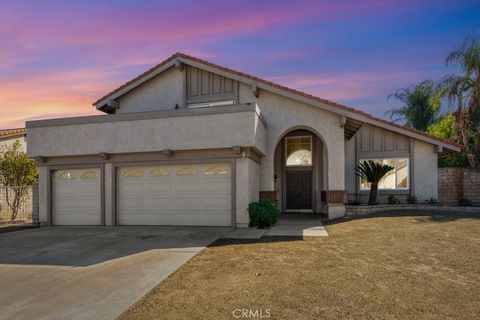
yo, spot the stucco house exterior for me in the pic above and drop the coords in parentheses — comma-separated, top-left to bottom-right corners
(0, 128, 27, 153)
(26, 53, 461, 227)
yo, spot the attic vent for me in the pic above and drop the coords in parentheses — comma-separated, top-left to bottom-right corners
(186, 65, 238, 104)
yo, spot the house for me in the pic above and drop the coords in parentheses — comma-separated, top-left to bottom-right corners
(26, 53, 461, 227)
(0, 128, 27, 153)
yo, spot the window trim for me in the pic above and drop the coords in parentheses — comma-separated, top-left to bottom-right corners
(187, 100, 235, 109)
(358, 158, 410, 191)
(285, 135, 313, 167)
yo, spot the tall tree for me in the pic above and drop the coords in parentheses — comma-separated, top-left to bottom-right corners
(445, 36, 480, 167)
(385, 80, 441, 131)
(0, 141, 38, 220)
(427, 113, 470, 167)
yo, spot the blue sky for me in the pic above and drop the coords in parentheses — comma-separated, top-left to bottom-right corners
(0, 0, 479, 128)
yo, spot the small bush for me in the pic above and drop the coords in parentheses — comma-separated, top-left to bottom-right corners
(407, 195, 418, 204)
(248, 198, 280, 228)
(347, 200, 361, 206)
(387, 195, 400, 204)
(459, 198, 472, 207)
(425, 198, 438, 204)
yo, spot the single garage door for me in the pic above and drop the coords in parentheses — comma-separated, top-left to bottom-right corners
(54, 168, 101, 225)
(118, 163, 231, 226)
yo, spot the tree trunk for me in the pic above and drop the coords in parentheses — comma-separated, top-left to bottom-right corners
(369, 182, 378, 205)
(6, 187, 23, 221)
(467, 153, 480, 168)
(10, 205, 18, 221)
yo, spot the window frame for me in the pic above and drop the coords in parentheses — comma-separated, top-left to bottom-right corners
(285, 135, 313, 167)
(358, 158, 410, 191)
(187, 100, 235, 109)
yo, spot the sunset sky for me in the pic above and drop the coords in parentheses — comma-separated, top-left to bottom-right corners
(1, 0, 479, 129)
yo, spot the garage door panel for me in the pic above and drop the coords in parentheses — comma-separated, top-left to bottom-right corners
(54, 168, 101, 226)
(118, 164, 231, 226)
(119, 213, 230, 226)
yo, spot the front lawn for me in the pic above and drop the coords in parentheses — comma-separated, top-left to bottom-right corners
(120, 211, 480, 320)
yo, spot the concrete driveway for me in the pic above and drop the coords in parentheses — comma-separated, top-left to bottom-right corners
(0, 226, 230, 320)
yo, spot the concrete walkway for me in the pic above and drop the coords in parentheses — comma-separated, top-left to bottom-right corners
(265, 214, 328, 237)
(224, 214, 328, 239)
(0, 226, 230, 320)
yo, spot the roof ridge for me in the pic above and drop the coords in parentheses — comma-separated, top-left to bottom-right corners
(92, 52, 463, 150)
(0, 127, 26, 132)
(0, 127, 27, 138)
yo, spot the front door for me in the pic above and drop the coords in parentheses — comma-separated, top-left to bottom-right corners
(284, 134, 314, 211)
(285, 170, 313, 211)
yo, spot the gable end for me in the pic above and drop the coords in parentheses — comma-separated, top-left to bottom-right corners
(186, 65, 238, 105)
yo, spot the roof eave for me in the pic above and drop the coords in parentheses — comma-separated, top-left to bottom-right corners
(92, 53, 463, 152)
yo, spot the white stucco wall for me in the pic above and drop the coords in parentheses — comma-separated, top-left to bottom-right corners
(344, 135, 357, 194)
(117, 67, 184, 113)
(236, 158, 260, 228)
(0, 136, 26, 153)
(238, 82, 345, 191)
(413, 140, 438, 201)
(27, 110, 265, 157)
(104, 163, 113, 226)
(38, 166, 48, 225)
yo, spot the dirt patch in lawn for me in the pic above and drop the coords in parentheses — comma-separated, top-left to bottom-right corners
(119, 212, 480, 320)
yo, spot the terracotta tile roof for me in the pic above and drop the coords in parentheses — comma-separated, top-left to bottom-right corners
(93, 52, 463, 150)
(0, 128, 26, 139)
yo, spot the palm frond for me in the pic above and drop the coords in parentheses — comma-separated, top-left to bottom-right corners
(355, 160, 394, 183)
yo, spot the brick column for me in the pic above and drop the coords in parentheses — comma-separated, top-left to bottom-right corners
(322, 190, 346, 220)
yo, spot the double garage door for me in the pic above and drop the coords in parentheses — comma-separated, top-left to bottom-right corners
(53, 164, 232, 226)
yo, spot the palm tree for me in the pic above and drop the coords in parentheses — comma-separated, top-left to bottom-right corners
(439, 74, 467, 112)
(445, 36, 480, 167)
(385, 80, 441, 131)
(355, 160, 394, 205)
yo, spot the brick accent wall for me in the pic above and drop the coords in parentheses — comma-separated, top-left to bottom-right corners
(438, 168, 480, 206)
(463, 170, 480, 206)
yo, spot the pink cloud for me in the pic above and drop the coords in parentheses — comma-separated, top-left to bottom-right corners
(0, 68, 113, 128)
(266, 68, 426, 101)
(0, 0, 434, 129)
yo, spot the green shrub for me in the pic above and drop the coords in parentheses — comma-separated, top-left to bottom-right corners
(438, 150, 470, 167)
(459, 198, 472, 207)
(425, 198, 438, 204)
(407, 195, 418, 204)
(248, 198, 280, 228)
(387, 195, 400, 204)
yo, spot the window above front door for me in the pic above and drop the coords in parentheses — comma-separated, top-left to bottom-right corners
(285, 136, 312, 167)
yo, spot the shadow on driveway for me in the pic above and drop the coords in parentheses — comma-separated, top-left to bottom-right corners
(0, 226, 230, 320)
(0, 226, 231, 267)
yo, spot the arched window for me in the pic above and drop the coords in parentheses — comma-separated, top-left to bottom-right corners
(285, 136, 312, 166)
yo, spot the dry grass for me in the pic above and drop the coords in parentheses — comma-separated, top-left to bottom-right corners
(119, 212, 480, 320)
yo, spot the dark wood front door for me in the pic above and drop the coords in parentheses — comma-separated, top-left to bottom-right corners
(285, 170, 313, 210)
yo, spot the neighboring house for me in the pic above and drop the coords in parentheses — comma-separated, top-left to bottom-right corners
(0, 128, 27, 153)
(26, 53, 461, 227)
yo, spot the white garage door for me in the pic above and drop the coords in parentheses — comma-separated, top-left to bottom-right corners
(118, 163, 231, 226)
(54, 168, 101, 225)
